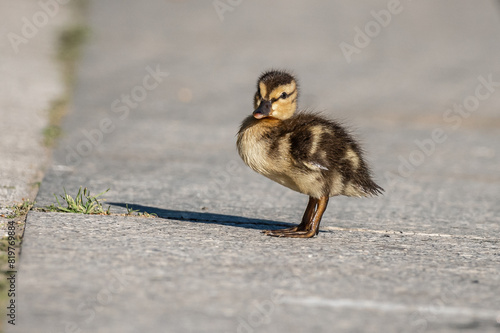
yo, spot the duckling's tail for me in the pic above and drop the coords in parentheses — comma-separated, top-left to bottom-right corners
(363, 180, 384, 197)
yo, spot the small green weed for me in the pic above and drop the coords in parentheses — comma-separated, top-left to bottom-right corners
(125, 204, 157, 218)
(44, 187, 110, 215)
(43, 98, 67, 147)
(2, 199, 35, 219)
(42, 24, 90, 148)
(58, 25, 89, 67)
(139, 212, 158, 218)
(125, 204, 140, 215)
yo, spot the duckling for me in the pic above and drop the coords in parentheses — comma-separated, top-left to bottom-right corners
(237, 70, 383, 238)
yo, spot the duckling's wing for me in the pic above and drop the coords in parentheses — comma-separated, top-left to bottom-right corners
(305, 161, 328, 171)
(286, 116, 334, 172)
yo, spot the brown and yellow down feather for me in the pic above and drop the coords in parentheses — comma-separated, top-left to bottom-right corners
(237, 112, 383, 199)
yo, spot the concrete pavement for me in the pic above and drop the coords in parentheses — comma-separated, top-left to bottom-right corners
(0, 0, 70, 214)
(0, 1, 72, 332)
(9, 0, 500, 332)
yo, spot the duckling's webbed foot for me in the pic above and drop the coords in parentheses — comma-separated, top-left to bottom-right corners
(262, 197, 315, 235)
(261, 226, 301, 236)
(263, 197, 328, 238)
(267, 230, 318, 238)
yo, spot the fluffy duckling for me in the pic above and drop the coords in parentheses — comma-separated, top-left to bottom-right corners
(237, 70, 383, 238)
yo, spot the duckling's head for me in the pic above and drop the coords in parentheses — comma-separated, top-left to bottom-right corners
(253, 70, 298, 120)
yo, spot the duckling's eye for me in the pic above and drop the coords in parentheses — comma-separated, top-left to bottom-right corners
(280, 92, 288, 99)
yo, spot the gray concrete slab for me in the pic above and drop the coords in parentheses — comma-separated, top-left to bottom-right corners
(15, 211, 500, 333)
(11, 0, 500, 332)
(0, 0, 69, 216)
(0, 2, 71, 331)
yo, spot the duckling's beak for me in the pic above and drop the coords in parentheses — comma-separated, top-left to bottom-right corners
(253, 100, 272, 119)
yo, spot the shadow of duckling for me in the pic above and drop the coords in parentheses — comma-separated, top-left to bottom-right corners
(107, 202, 299, 231)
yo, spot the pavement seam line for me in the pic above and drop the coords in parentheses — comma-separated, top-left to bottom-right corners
(280, 297, 500, 321)
(323, 226, 500, 242)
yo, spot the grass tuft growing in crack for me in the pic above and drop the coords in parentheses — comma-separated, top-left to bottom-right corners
(37, 188, 158, 217)
(2, 200, 35, 219)
(43, 187, 110, 215)
(125, 204, 157, 218)
(58, 24, 89, 84)
(43, 98, 66, 147)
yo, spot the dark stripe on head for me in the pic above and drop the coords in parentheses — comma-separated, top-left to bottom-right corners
(257, 70, 297, 97)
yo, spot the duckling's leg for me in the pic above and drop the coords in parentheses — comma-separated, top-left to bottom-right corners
(262, 197, 317, 235)
(298, 196, 317, 231)
(266, 196, 329, 238)
(275, 196, 329, 238)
